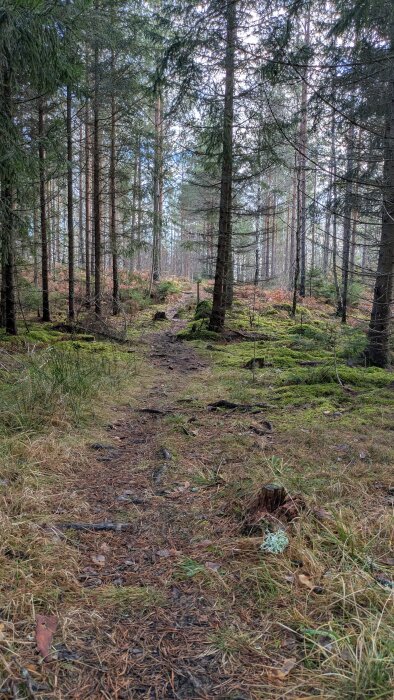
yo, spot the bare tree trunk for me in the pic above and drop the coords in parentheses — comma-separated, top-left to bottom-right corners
(67, 83, 75, 320)
(1, 56, 17, 334)
(298, 10, 310, 297)
(209, 0, 236, 333)
(137, 142, 142, 271)
(289, 156, 297, 289)
(79, 121, 85, 269)
(254, 178, 261, 286)
(151, 90, 163, 284)
(109, 54, 119, 315)
(310, 166, 317, 291)
(38, 97, 50, 322)
(85, 103, 91, 306)
(92, 27, 101, 317)
(292, 167, 301, 316)
(130, 136, 139, 273)
(337, 124, 355, 323)
(367, 26, 394, 367)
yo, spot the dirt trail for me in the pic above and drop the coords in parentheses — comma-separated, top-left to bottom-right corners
(58, 298, 242, 699)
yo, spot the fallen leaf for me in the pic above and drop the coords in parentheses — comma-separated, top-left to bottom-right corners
(296, 573, 324, 593)
(36, 615, 57, 661)
(266, 656, 297, 682)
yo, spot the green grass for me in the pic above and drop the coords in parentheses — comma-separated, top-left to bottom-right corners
(0, 345, 127, 434)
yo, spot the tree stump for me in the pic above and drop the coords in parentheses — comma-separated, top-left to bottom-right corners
(244, 357, 265, 369)
(153, 311, 167, 321)
(249, 483, 286, 514)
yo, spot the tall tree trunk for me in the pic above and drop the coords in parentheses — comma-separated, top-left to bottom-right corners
(137, 142, 142, 271)
(366, 26, 394, 367)
(298, 10, 310, 297)
(151, 89, 163, 284)
(130, 135, 139, 273)
(79, 121, 85, 268)
(109, 55, 119, 315)
(254, 178, 261, 286)
(1, 57, 17, 334)
(310, 166, 317, 290)
(92, 28, 101, 317)
(209, 0, 236, 332)
(38, 97, 50, 322)
(337, 124, 354, 323)
(67, 83, 75, 320)
(85, 103, 91, 306)
(265, 194, 270, 280)
(289, 156, 297, 289)
(292, 167, 301, 316)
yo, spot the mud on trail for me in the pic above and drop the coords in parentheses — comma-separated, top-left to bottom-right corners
(43, 303, 256, 700)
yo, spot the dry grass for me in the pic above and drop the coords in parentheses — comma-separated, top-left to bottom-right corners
(0, 284, 393, 699)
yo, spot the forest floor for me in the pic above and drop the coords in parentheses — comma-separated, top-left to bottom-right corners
(0, 282, 393, 699)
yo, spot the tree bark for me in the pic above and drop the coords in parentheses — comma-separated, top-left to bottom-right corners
(209, 0, 236, 332)
(38, 97, 50, 322)
(366, 26, 394, 367)
(152, 90, 163, 283)
(92, 27, 101, 317)
(298, 10, 310, 298)
(85, 103, 91, 307)
(109, 53, 119, 315)
(337, 124, 354, 323)
(67, 83, 75, 320)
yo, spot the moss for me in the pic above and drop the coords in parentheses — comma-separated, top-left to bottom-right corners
(178, 322, 220, 341)
(282, 365, 391, 388)
(288, 323, 330, 343)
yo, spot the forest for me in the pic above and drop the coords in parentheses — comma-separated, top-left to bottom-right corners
(0, 0, 393, 698)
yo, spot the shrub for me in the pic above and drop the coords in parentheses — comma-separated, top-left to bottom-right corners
(194, 300, 212, 320)
(155, 280, 180, 302)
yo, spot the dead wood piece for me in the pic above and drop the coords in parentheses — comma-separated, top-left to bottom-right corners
(208, 400, 269, 413)
(244, 357, 266, 369)
(54, 522, 134, 532)
(249, 420, 273, 435)
(138, 408, 168, 415)
(226, 329, 272, 342)
(249, 484, 287, 514)
(153, 311, 167, 321)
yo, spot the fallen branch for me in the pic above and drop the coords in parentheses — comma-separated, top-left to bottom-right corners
(54, 522, 134, 532)
(208, 400, 270, 412)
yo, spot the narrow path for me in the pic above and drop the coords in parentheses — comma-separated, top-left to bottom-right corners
(59, 300, 244, 700)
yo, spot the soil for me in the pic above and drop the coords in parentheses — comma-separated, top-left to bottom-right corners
(55, 302, 245, 699)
